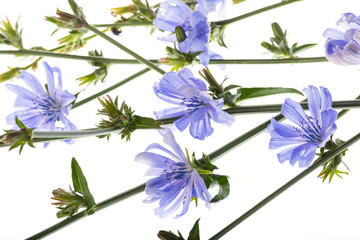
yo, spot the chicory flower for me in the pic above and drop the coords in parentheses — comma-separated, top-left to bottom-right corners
(324, 12, 360, 65)
(135, 128, 212, 218)
(153, 68, 234, 140)
(153, 0, 222, 66)
(6, 62, 77, 146)
(267, 85, 337, 168)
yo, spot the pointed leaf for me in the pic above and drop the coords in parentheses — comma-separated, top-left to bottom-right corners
(187, 218, 200, 240)
(235, 87, 303, 103)
(71, 157, 96, 214)
(292, 43, 317, 54)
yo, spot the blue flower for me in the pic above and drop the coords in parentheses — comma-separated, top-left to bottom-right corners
(324, 12, 360, 65)
(153, 68, 234, 140)
(6, 62, 77, 146)
(267, 86, 337, 168)
(153, 0, 222, 66)
(135, 129, 212, 218)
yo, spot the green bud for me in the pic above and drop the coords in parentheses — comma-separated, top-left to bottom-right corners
(0, 17, 23, 49)
(0, 67, 21, 83)
(51, 188, 87, 218)
(111, 5, 137, 16)
(1, 117, 35, 154)
(175, 26, 187, 43)
(271, 22, 285, 41)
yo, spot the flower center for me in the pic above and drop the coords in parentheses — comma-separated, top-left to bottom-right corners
(163, 160, 192, 183)
(182, 96, 206, 111)
(33, 96, 62, 122)
(181, 17, 193, 34)
(298, 116, 322, 142)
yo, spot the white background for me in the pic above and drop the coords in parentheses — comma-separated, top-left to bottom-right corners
(1, 0, 360, 239)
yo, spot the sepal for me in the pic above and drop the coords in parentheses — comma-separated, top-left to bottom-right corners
(210, 22, 227, 48)
(261, 22, 316, 58)
(159, 46, 202, 71)
(0, 17, 23, 49)
(0, 117, 35, 154)
(317, 137, 350, 183)
(158, 218, 201, 240)
(76, 50, 110, 86)
(97, 95, 160, 140)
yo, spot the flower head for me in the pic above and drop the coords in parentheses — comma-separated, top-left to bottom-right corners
(6, 62, 77, 146)
(153, 0, 222, 66)
(135, 129, 212, 218)
(324, 12, 360, 65)
(153, 68, 234, 140)
(267, 86, 338, 168)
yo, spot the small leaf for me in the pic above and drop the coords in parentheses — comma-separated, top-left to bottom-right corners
(292, 43, 317, 54)
(271, 22, 284, 41)
(71, 157, 96, 214)
(236, 87, 303, 103)
(210, 175, 230, 203)
(134, 115, 161, 129)
(158, 231, 184, 240)
(187, 218, 200, 240)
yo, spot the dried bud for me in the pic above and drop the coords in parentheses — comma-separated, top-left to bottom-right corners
(0, 17, 23, 49)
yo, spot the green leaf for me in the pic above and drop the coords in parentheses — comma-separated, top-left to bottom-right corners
(158, 231, 184, 240)
(292, 43, 317, 54)
(187, 218, 200, 240)
(210, 175, 230, 203)
(134, 115, 161, 129)
(15, 116, 26, 129)
(236, 87, 303, 103)
(71, 157, 96, 214)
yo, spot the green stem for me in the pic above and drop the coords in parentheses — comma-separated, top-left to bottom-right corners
(213, 0, 302, 26)
(85, 24, 166, 75)
(94, 22, 153, 28)
(208, 131, 360, 240)
(72, 68, 151, 109)
(224, 100, 360, 115)
(0, 50, 328, 64)
(1, 99, 359, 147)
(25, 183, 145, 240)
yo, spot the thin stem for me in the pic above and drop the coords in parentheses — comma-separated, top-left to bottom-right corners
(214, 0, 302, 26)
(1, 99, 359, 147)
(209, 131, 360, 240)
(224, 100, 360, 115)
(85, 24, 166, 75)
(32, 127, 121, 139)
(72, 68, 151, 109)
(25, 184, 145, 240)
(0, 51, 328, 64)
(94, 22, 153, 28)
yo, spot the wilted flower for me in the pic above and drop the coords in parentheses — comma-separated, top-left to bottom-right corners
(135, 129, 212, 218)
(153, 68, 234, 140)
(6, 62, 77, 146)
(267, 85, 338, 168)
(153, 0, 222, 66)
(196, 0, 226, 15)
(324, 12, 360, 65)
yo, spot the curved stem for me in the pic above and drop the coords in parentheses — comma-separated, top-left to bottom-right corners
(213, 0, 302, 26)
(85, 24, 166, 75)
(0, 50, 328, 64)
(25, 184, 145, 240)
(72, 67, 151, 109)
(208, 131, 360, 240)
